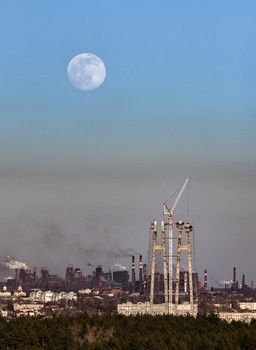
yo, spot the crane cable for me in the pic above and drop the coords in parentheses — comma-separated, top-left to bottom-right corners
(164, 182, 184, 205)
(187, 180, 190, 218)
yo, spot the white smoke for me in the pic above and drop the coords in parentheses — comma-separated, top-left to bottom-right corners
(219, 280, 233, 286)
(0, 257, 29, 271)
(114, 263, 127, 271)
(5, 260, 29, 270)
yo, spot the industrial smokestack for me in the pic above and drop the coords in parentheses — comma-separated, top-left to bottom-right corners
(251, 281, 253, 289)
(132, 256, 135, 291)
(242, 274, 245, 288)
(143, 264, 147, 281)
(204, 269, 207, 289)
(99, 271, 102, 294)
(233, 267, 236, 285)
(143, 264, 147, 297)
(184, 272, 188, 293)
(139, 255, 143, 293)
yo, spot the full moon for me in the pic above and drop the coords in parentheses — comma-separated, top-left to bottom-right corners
(67, 53, 106, 91)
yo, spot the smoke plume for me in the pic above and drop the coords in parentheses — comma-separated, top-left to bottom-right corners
(0, 257, 29, 271)
(219, 280, 233, 287)
(114, 263, 127, 271)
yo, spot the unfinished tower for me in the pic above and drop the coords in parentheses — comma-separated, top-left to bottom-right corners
(175, 221, 194, 315)
(150, 220, 168, 311)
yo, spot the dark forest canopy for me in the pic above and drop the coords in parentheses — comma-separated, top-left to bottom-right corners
(1, 313, 256, 349)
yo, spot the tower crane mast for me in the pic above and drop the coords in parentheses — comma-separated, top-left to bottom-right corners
(163, 177, 190, 314)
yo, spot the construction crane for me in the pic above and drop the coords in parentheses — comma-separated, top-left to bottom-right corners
(163, 177, 190, 314)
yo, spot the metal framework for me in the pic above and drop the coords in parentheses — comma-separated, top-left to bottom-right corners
(163, 177, 189, 314)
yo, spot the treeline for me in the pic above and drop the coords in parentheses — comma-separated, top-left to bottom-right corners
(1, 313, 256, 349)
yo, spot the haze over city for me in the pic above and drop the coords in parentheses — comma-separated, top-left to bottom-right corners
(0, 1, 255, 287)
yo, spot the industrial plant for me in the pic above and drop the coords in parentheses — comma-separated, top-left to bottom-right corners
(0, 178, 256, 321)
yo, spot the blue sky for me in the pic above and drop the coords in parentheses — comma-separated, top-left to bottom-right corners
(0, 1, 256, 285)
(1, 1, 255, 163)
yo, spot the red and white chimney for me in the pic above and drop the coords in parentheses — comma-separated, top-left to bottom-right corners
(132, 256, 135, 291)
(204, 269, 207, 289)
(139, 255, 143, 293)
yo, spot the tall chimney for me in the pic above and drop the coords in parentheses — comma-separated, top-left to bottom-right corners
(143, 264, 147, 281)
(139, 255, 143, 293)
(242, 274, 245, 288)
(251, 281, 253, 289)
(184, 272, 188, 293)
(143, 264, 147, 297)
(99, 272, 102, 294)
(132, 256, 135, 291)
(233, 267, 236, 285)
(204, 269, 207, 289)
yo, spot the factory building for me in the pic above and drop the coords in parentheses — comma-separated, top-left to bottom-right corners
(113, 270, 129, 286)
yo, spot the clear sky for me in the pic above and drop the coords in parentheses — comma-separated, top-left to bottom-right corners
(0, 1, 256, 286)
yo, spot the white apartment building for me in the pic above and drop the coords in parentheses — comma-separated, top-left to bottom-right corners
(218, 312, 256, 323)
(29, 289, 77, 303)
(239, 302, 256, 311)
(117, 302, 198, 317)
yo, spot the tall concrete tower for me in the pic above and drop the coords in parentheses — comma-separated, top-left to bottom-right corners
(175, 221, 194, 315)
(150, 220, 168, 312)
